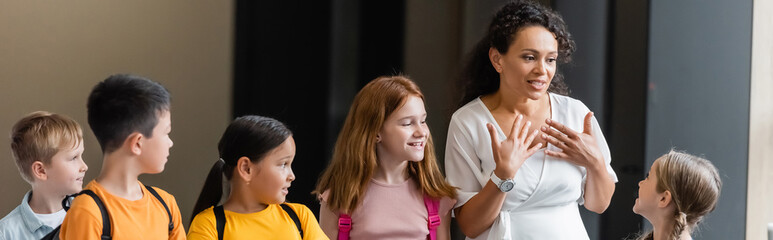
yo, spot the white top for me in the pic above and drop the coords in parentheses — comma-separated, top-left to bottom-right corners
(34, 209, 66, 228)
(445, 94, 618, 240)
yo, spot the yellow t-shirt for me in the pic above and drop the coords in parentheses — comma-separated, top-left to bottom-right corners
(60, 180, 185, 240)
(188, 203, 328, 240)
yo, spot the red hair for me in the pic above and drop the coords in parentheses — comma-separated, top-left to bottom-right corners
(315, 75, 457, 213)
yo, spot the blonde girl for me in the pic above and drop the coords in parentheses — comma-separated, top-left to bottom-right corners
(633, 150, 722, 240)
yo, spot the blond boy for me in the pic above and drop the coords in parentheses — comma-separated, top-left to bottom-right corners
(0, 111, 88, 240)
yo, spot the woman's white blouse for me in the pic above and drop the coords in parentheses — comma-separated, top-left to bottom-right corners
(445, 94, 618, 240)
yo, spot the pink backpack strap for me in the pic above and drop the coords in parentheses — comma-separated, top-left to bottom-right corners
(337, 213, 352, 240)
(424, 195, 441, 240)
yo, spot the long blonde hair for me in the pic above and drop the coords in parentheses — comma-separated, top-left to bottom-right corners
(637, 150, 722, 240)
(314, 75, 457, 214)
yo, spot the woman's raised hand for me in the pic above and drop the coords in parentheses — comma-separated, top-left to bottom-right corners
(540, 112, 604, 168)
(487, 114, 543, 179)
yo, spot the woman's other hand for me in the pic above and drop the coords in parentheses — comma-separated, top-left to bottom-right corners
(540, 112, 604, 168)
(487, 114, 542, 179)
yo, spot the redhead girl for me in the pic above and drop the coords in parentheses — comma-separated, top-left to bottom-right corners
(188, 115, 327, 240)
(633, 150, 722, 240)
(315, 76, 457, 240)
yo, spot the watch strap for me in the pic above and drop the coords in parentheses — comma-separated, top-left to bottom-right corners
(490, 171, 507, 186)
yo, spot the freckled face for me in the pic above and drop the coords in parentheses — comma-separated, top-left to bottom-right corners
(377, 96, 429, 163)
(45, 140, 88, 196)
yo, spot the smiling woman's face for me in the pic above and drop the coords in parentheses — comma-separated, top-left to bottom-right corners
(493, 25, 558, 100)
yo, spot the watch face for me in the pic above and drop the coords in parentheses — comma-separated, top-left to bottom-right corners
(500, 181, 515, 192)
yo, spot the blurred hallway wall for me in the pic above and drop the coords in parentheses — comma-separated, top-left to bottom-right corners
(746, 0, 773, 238)
(645, 0, 752, 239)
(0, 0, 233, 227)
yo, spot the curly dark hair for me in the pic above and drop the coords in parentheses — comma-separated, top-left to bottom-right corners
(457, 0, 576, 107)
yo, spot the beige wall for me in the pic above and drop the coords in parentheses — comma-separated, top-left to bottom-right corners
(746, 0, 773, 239)
(0, 1, 232, 227)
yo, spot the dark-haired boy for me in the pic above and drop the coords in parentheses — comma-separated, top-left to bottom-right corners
(60, 74, 185, 239)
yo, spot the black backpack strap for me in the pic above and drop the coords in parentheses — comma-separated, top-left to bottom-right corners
(40, 226, 60, 240)
(82, 191, 111, 240)
(280, 203, 303, 239)
(42, 190, 111, 240)
(75, 190, 112, 240)
(213, 205, 226, 240)
(143, 185, 174, 234)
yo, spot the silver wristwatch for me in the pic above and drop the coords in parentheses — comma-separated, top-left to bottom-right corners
(490, 171, 515, 192)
